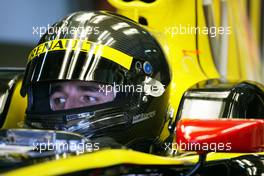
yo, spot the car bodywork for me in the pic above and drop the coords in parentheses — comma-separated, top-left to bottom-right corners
(0, 0, 264, 175)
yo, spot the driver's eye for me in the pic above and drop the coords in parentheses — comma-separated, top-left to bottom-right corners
(81, 95, 97, 103)
(53, 97, 66, 105)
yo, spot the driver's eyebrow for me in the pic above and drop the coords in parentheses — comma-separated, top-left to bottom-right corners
(50, 85, 63, 95)
(77, 85, 100, 92)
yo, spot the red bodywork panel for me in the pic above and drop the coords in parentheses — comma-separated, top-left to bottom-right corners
(176, 119, 264, 153)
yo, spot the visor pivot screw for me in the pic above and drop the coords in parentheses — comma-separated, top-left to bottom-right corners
(142, 95, 148, 103)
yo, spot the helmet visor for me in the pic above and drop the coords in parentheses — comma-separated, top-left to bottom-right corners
(21, 39, 134, 97)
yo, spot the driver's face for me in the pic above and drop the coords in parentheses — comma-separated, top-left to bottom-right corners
(50, 81, 114, 111)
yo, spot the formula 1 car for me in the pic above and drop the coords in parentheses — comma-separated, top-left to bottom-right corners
(0, 0, 264, 175)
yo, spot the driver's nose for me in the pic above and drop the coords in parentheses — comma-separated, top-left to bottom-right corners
(64, 97, 84, 110)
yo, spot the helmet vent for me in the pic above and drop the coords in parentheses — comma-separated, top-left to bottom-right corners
(138, 16, 148, 26)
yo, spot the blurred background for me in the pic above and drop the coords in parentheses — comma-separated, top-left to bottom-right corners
(0, 0, 115, 67)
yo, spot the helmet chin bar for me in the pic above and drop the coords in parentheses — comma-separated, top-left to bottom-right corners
(25, 101, 129, 137)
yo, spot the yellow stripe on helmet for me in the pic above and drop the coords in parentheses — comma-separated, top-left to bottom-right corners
(28, 39, 133, 70)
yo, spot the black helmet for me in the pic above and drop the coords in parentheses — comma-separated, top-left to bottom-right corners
(21, 11, 171, 152)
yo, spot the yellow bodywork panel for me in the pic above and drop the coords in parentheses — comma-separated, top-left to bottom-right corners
(2, 81, 26, 129)
(5, 149, 264, 176)
(250, 0, 261, 47)
(228, 0, 262, 82)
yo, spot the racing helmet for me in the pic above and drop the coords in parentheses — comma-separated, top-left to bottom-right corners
(20, 11, 171, 152)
